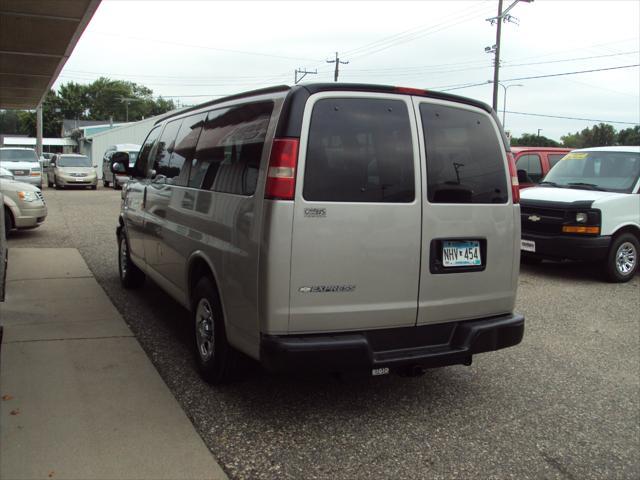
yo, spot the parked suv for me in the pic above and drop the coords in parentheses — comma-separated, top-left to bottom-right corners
(49, 154, 98, 189)
(513, 146, 572, 190)
(114, 84, 525, 383)
(520, 146, 640, 282)
(102, 144, 140, 189)
(0, 147, 42, 188)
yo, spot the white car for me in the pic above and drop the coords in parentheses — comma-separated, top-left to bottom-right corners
(1, 167, 47, 236)
(0, 147, 43, 188)
(520, 146, 640, 282)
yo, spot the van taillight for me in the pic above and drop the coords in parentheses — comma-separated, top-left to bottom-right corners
(265, 138, 299, 200)
(506, 151, 520, 204)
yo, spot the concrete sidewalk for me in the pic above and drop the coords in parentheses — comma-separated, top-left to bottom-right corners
(0, 248, 227, 480)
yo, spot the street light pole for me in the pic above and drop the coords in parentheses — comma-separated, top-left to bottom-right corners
(498, 83, 523, 129)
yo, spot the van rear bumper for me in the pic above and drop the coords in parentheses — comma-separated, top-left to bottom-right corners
(260, 313, 524, 374)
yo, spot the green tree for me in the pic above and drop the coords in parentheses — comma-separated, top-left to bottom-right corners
(0, 110, 21, 135)
(561, 123, 617, 148)
(16, 91, 63, 137)
(617, 125, 640, 145)
(511, 133, 560, 147)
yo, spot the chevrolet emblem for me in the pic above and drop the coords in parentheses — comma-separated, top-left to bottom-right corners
(528, 215, 541, 222)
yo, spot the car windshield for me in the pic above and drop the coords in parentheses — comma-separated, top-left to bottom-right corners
(543, 151, 640, 193)
(58, 156, 91, 167)
(0, 149, 39, 162)
(127, 151, 138, 167)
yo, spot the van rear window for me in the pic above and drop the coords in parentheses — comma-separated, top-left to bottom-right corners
(303, 98, 415, 203)
(420, 104, 508, 204)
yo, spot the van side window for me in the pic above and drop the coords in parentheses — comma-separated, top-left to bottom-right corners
(191, 102, 273, 194)
(516, 154, 542, 183)
(303, 98, 415, 203)
(153, 119, 183, 181)
(420, 104, 508, 204)
(170, 113, 206, 187)
(132, 126, 161, 178)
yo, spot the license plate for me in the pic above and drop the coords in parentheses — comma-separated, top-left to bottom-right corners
(13, 170, 26, 176)
(74, 178, 84, 182)
(442, 240, 481, 267)
(521, 239, 536, 252)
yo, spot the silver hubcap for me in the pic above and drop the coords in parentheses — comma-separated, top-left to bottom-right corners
(195, 299, 215, 361)
(615, 241, 636, 275)
(119, 237, 128, 277)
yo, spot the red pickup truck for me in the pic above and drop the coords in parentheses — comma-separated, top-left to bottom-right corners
(512, 147, 572, 190)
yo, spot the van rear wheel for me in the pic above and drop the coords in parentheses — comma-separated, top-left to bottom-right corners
(604, 233, 638, 283)
(192, 277, 238, 384)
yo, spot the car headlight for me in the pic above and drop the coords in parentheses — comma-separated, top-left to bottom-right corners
(18, 191, 37, 202)
(576, 212, 588, 223)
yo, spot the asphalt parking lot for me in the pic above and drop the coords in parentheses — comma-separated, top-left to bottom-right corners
(6, 185, 639, 480)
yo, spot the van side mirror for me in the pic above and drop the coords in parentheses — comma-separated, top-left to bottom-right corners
(111, 152, 130, 174)
(517, 169, 531, 184)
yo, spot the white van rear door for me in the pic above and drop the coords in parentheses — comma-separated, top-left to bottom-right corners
(288, 93, 422, 334)
(413, 98, 519, 326)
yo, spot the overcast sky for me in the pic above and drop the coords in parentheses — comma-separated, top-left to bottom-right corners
(56, 0, 640, 141)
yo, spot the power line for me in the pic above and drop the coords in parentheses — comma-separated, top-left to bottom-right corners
(500, 64, 640, 82)
(505, 110, 639, 125)
(90, 31, 324, 63)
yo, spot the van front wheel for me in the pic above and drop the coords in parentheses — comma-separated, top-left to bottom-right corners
(604, 233, 639, 283)
(192, 277, 237, 384)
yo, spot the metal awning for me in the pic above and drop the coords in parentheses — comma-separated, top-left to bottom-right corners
(0, 0, 101, 110)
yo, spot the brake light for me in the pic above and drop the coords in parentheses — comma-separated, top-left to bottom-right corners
(395, 86, 427, 96)
(265, 138, 299, 200)
(506, 151, 520, 204)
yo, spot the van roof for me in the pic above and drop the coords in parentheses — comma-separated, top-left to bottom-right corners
(155, 83, 494, 126)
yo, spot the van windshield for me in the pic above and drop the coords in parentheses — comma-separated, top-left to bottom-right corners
(58, 155, 91, 167)
(543, 151, 640, 193)
(0, 149, 39, 162)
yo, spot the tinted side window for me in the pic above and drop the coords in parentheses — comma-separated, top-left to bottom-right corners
(304, 98, 414, 203)
(548, 153, 566, 168)
(170, 113, 206, 186)
(516, 154, 542, 183)
(420, 103, 507, 204)
(134, 126, 161, 177)
(192, 101, 273, 194)
(153, 119, 183, 179)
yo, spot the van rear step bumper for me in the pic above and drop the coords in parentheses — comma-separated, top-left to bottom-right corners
(260, 313, 524, 374)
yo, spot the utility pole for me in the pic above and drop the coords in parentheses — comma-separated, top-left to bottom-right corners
(491, 0, 503, 111)
(118, 97, 137, 122)
(294, 68, 318, 84)
(326, 52, 349, 82)
(486, 0, 533, 111)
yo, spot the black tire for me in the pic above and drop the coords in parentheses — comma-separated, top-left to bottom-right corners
(191, 276, 238, 384)
(104, 181, 109, 187)
(3, 207, 12, 238)
(603, 233, 639, 283)
(118, 232, 145, 289)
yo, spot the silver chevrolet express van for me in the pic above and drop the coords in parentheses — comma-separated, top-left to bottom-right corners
(114, 84, 525, 383)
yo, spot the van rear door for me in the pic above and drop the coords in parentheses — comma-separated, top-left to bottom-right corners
(414, 99, 518, 326)
(288, 93, 422, 334)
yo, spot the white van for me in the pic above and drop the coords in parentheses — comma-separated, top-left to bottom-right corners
(520, 146, 640, 282)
